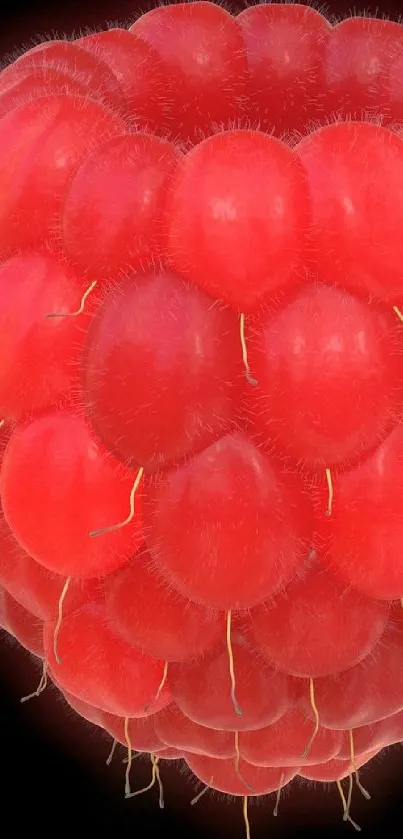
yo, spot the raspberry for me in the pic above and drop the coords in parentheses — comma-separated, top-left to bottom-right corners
(1, 4, 403, 834)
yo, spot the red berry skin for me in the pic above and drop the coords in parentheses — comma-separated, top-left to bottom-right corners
(145, 432, 313, 610)
(61, 689, 105, 727)
(0, 253, 97, 421)
(184, 751, 297, 797)
(105, 549, 223, 662)
(249, 561, 389, 678)
(387, 51, 403, 122)
(240, 708, 342, 767)
(322, 16, 403, 121)
(0, 504, 99, 622)
(317, 425, 403, 601)
(296, 121, 403, 303)
(83, 270, 244, 472)
(99, 709, 165, 753)
(154, 747, 184, 761)
(0, 94, 125, 259)
(62, 134, 182, 281)
(166, 129, 310, 311)
(238, 3, 331, 136)
(130, 1, 248, 143)
(298, 610, 403, 729)
(0, 40, 123, 110)
(76, 28, 171, 133)
(154, 704, 236, 759)
(170, 638, 291, 731)
(43, 602, 172, 717)
(0, 412, 144, 579)
(246, 283, 403, 471)
(0, 585, 44, 658)
(337, 710, 403, 760)
(0, 66, 89, 117)
(299, 748, 380, 783)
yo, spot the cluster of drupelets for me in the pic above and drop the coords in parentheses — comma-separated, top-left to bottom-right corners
(1, 2, 403, 834)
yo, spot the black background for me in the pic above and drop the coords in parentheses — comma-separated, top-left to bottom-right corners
(1, 1, 403, 836)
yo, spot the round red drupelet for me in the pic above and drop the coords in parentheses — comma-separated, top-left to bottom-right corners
(105, 548, 223, 662)
(337, 709, 403, 760)
(44, 602, 171, 717)
(0, 66, 89, 117)
(166, 129, 310, 311)
(238, 2, 331, 136)
(0, 40, 123, 109)
(154, 704, 236, 759)
(317, 425, 403, 601)
(61, 688, 105, 727)
(296, 121, 403, 303)
(0, 505, 100, 621)
(83, 270, 244, 472)
(145, 432, 313, 610)
(322, 16, 403, 121)
(0, 253, 100, 422)
(62, 133, 182, 280)
(0, 585, 44, 657)
(0, 94, 125, 258)
(299, 748, 380, 783)
(170, 638, 291, 731)
(240, 707, 342, 767)
(298, 609, 403, 729)
(246, 282, 403, 471)
(76, 28, 170, 132)
(130, 1, 248, 143)
(99, 709, 164, 753)
(184, 751, 297, 797)
(0, 411, 144, 578)
(249, 561, 389, 678)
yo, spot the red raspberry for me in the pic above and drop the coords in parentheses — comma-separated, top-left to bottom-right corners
(1, 5, 403, 831)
